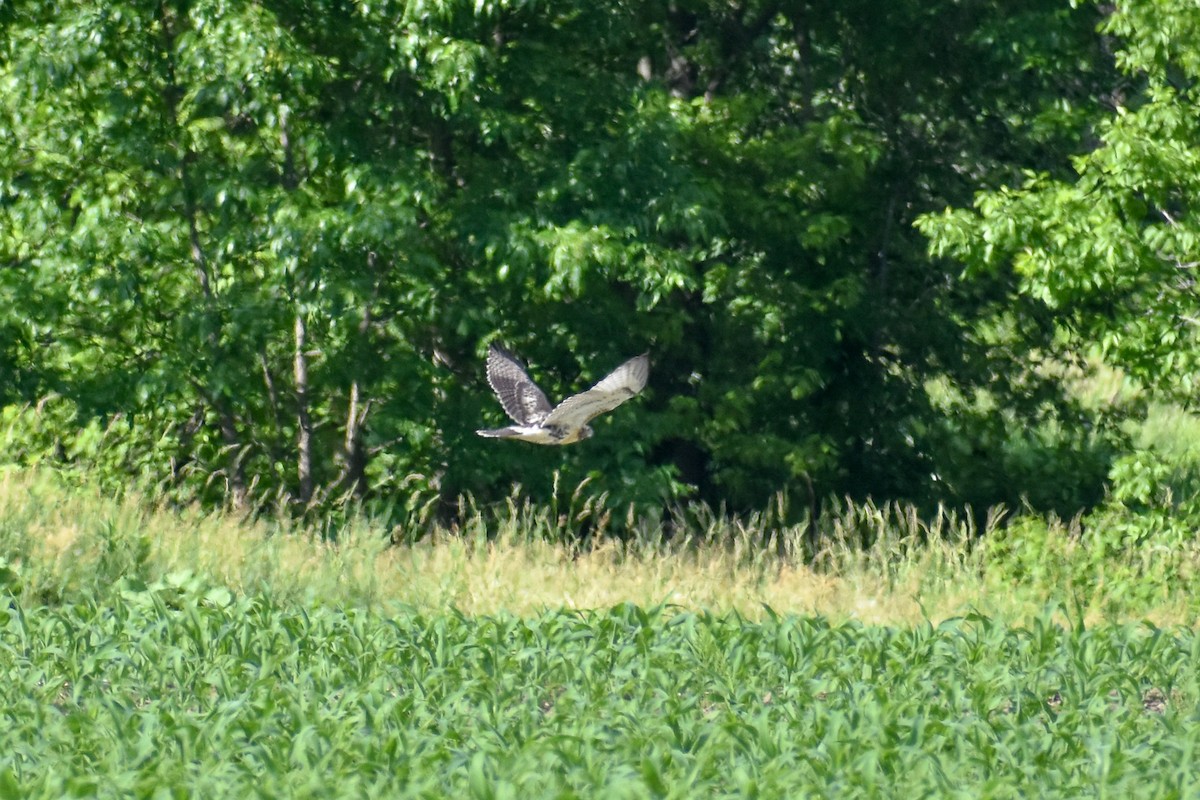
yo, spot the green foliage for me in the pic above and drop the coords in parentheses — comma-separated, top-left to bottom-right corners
(0, 0, 1126, 521)
(0, 585, 1197, 797)
(1074, 404, 1200, 586)
(919, 0, 1200, 404)
(981, 402, 1200, 612)
(915, 0, 1200, 539)
(647, 0, 1119, 512)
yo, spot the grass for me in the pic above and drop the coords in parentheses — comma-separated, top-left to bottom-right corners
(4, 469, 1200, 797)
(1, 468, 1195, 624)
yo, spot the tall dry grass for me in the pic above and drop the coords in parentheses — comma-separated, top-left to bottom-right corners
(1, 469, 1195, 624)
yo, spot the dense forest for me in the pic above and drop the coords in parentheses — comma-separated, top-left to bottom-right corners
(1, 0, 1197, 532)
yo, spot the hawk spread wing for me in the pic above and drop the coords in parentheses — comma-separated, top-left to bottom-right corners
(485, 345, 553, 425)
(541, 354, 650, 429)
(478, 344, 650, 445)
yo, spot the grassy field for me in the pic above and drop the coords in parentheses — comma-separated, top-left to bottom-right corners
(3, 470, 1200, 797)
(4, 470, 1198, 624)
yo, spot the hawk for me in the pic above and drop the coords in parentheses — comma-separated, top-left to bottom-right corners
(477, 344, 649, 445)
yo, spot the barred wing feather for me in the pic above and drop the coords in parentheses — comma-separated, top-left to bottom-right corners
(485, 345, 553, 425)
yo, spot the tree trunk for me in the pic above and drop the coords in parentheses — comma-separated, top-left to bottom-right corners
(294, 313, 314, 505)
(337, 380, 369, 498)
(333, 252, 379, 500)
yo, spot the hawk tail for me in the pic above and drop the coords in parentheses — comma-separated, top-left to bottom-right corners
(476, 426, 521, 438)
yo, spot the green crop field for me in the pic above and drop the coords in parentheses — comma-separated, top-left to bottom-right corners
(2, 580, 1197, 799)
(3, 472, 1200, 798)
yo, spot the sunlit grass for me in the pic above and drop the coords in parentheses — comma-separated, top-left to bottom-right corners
(4, 469, 1199, 624)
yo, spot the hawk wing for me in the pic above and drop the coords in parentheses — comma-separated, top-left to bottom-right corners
(485, 344, 553, 425)
(542, 353, 649, 430)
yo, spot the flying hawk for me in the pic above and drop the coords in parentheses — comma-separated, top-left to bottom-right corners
(477, 344, 649, 444)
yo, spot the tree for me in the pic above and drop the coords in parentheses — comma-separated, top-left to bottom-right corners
(0, 0, 695, 513)
(0, 0, 1125, 523)
(0, 0, 440, 506)
(635, 0, 1119, 514)
(920, 0, 1200, 402)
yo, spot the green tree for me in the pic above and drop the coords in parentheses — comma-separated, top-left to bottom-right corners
(0, 0, 1124, 523)
(920, 0, 1200, 401)
(637, 0, 1119, 514)
(0, 0, 696, 513)
(919, 0, 1200, 536)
